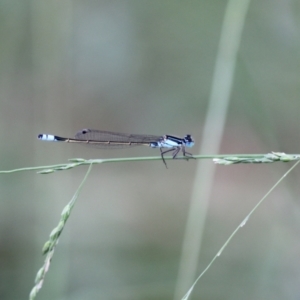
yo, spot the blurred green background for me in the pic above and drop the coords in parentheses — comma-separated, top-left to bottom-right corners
(1, 1, 300, 299)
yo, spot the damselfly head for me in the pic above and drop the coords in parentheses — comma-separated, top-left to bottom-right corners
(184, 135, 194, 147)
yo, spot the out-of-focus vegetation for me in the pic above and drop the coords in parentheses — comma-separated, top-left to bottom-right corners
(1, 1, 300, 299)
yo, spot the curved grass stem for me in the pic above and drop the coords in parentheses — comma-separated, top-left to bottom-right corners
(29, 163, 93, 300)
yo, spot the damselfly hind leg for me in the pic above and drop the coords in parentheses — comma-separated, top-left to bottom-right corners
(160, 147, 177, 168)
(160, 146, 195, 167)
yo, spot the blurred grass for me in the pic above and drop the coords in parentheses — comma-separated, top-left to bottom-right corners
(1, 1, 300, 300)
(175, 1, 250, 298)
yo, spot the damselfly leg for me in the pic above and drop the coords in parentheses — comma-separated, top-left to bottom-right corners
(160, 146, 195, 168)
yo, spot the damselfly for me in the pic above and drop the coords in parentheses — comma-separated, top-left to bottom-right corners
(38, 129, 195, 167)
